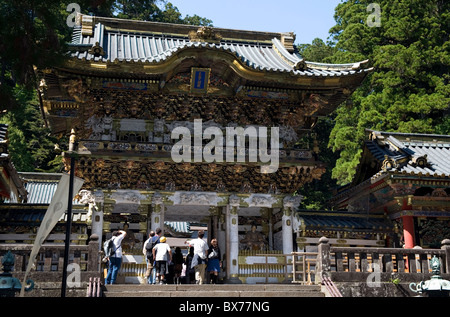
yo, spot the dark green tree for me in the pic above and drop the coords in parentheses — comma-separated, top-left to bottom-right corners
(114, 0, 161, 20)
(295, 39, 339, 209)
(297, 38, 337, 63)
(0, 87, 63, 172)
(113, 0, 212, 25)
(0, 0, 71, 100)
(153, 2, 212, 26)
(326, 0, 449, 185)
(297, 116, 340, 210)
(0, 0, 73, 171)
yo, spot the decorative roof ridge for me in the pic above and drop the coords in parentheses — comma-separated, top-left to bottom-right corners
(18, 172, 63, 182)
(366, 129, 450, 141)
(306, 60, 370, 72)
(272, 37, 371, 72)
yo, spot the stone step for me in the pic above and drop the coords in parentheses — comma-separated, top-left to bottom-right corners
(103, 284, 325, 297)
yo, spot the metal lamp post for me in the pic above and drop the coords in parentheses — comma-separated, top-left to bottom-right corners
(61, 129, 77, 297)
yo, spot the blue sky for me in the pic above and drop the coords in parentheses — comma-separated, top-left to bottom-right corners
(166, 0, 342, 44)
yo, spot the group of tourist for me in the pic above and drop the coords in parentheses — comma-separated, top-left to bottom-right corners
(104, 227, 222, 285)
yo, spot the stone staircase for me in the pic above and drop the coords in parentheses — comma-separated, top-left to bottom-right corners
(102, 283, 325, 297)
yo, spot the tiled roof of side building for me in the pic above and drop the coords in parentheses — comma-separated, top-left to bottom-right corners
(6, 172, 83, 205)
(68, 14, 372, 78)
(295, 212, 393, 232)
(366, 130, 450, 179)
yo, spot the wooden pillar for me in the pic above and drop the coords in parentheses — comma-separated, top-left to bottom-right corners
(402, 215, 415, 249)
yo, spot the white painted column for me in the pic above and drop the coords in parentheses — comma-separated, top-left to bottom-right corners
(151, 193, 164, 233)
(225, 195, 241, 283)
(92, 204, 104, 250)
(282, 195, 303, 255)
(282, 208, 293, 255)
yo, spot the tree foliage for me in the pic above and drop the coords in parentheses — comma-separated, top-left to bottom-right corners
(0, 87, 64, 172)
(297, 38, 336, 63)
(295, 0, 449, 208)
(84, 0, 213, 25)
(0, 0, 70, 95)
(326, 0, 449, 185)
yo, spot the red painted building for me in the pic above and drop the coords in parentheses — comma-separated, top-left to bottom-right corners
(332, 129, 450, 249)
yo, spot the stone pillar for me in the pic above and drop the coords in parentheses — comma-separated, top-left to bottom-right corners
(225, 195, 241, 284)
(402, 215, 415, 249)
(316, 236, 331, 284)
(87, 234, 100, 272)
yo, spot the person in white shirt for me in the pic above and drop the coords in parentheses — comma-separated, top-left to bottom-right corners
(190, 230, 208, 285)
(105, 230, 126, 285)
(152, 236, 172, 284)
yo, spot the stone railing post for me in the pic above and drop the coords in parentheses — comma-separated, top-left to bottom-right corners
(316, 237, 331, 284)
(441, 239, 450, 274)
(87, 234, 100, 272)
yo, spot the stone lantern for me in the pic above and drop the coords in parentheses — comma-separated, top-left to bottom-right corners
(409, 255, 450, 297)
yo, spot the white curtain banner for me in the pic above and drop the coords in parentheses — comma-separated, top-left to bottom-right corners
(20, 173, 84, 296)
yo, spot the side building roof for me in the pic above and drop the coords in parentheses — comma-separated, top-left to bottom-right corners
(365, 130, 450, 180)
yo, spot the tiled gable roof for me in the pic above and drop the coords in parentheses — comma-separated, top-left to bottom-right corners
(68, 15, 371, 78)
(367, 130, 450, 179)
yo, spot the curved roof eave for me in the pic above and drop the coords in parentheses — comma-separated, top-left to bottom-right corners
(68, 39, 372, 79)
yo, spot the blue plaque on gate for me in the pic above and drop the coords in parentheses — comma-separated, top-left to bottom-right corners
(190, 68, 210, 93)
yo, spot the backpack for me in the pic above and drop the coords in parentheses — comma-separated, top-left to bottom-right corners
(145, 236, 160, 261)
(103, 238, 116, 257)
